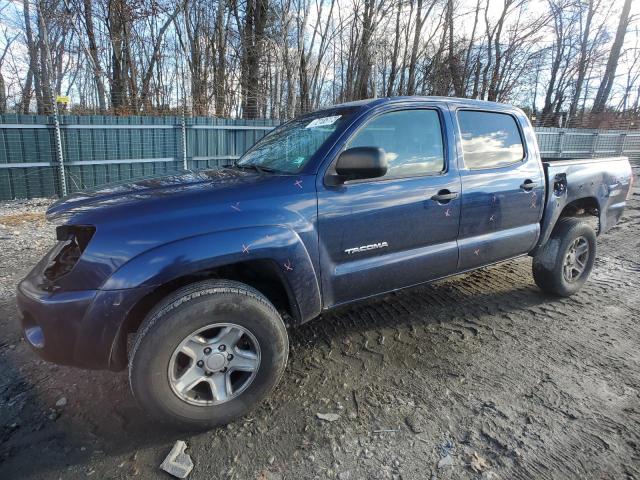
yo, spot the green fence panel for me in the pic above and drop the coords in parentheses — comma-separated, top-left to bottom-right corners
(1, 115, 635, 201)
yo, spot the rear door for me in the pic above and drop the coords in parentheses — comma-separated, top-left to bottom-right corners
(316, 106, 461, 307)
(451, 109, 544, 271)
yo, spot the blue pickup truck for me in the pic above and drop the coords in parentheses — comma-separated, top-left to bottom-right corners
(17, 97, 633, 429)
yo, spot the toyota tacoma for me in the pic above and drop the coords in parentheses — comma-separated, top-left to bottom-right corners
(17, 97, 633, 429)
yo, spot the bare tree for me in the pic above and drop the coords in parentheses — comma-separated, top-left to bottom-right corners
(592, 0, 632, 113)
(0, 0, 637, 122)
(0, 29, 17, 114)
(568, 0, 600, 118)
(81, 0, 108, 113)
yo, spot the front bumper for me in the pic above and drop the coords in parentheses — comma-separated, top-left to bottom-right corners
(17, 278, 154, 371)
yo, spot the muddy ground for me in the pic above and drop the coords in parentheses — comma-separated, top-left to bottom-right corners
(1, 171, 639, 480)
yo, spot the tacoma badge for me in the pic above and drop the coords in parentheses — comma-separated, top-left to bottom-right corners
(344, 242, 389, 255)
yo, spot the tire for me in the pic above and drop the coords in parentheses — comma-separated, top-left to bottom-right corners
(532, 217, 596, 297)
(129, 280, 289, 430)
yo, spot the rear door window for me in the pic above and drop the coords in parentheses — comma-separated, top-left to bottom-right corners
(457, 111, 524, 169)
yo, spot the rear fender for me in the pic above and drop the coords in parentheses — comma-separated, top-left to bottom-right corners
(535, 159, 631, 252)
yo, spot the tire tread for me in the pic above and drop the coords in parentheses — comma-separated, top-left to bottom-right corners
(128, 279, 288, 429)
(532, 217, 596, 296)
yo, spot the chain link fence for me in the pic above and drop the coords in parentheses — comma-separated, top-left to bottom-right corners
(536, 127, 640, 161)
(1, 116, 638, 201)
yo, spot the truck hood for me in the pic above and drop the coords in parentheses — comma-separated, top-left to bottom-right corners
(30, 165, 318, 296)
(47, 167, 267, 221)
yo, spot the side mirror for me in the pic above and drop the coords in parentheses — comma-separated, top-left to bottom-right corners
(333, 147, 387, 183)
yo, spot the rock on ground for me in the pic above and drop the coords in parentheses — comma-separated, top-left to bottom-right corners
(160, 441, 194, 479)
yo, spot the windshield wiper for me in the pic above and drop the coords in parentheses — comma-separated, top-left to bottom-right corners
(232, 163, 278, 174)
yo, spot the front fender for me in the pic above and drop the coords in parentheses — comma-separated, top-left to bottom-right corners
(101, 226, 322, 323)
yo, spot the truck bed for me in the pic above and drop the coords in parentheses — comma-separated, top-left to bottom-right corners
(542, 156, 629, 166)
(535, 156, 632, 250)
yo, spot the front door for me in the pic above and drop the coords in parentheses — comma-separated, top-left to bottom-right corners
(317, 107, 461, 307)
(452, 109, 545, 271)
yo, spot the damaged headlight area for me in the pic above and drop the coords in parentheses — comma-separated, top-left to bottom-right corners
(43, 225, 96, 283)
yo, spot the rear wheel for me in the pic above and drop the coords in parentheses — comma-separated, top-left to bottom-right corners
(129, 280, 288, 430)
(532, 217, 596, 297)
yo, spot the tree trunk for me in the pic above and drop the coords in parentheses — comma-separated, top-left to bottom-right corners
(82, 0, 107, 113)
(447, 0, 463, 96)
(20, 68, 33, 114)
(108, 0, 128, 111)
(36, 1, 53, 114)
(486, 0, 509, 101)
(214, 1, 228, 117)
(568, 0, 596, 118)
(23, 0, 44, 114)
(353, 0, 375, 100)
(592, 0, 632, 113)
(407, 0, 424, 96)
(240, 0, 268, 119)
(541, 1, 565, 125)
(386, 0, 402, 97)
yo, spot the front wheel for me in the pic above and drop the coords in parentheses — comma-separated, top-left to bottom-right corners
(129, 280, 289, 430)
(532, 217, 596, 297)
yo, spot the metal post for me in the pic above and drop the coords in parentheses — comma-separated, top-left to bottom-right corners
(178, 30, 188, 171)
(590, 132, 599, 159)
(619, 132, 627, 157)
(36, 0, 67, 197)
(181, 113, 188, 171)
(557, 131, 565, 158)
(52, 106, 67, 196)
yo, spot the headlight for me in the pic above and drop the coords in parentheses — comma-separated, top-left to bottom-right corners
(43, 225, 95, 281)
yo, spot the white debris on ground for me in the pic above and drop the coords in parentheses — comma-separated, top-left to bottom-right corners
(160, 440, 194, 478)
(0, 198, 55, 301)
(316, 412, 340, 422)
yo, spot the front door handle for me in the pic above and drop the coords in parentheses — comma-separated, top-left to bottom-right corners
(431, 190, 459, 203)
(520, 180, 538, 191)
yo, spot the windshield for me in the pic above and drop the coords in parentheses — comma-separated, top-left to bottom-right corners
(236, 107, 357, 173)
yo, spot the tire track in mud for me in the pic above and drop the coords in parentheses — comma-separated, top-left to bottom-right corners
(283, 200, 640, 479)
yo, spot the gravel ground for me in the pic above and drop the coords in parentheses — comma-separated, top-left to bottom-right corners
(0, 199, 54, 301)
(0, 171, 639, 480)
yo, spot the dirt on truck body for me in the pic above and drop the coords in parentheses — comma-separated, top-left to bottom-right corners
(1, 170, 639, 479)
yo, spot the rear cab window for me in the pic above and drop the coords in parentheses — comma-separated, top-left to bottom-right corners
(457, 110, 525, 169)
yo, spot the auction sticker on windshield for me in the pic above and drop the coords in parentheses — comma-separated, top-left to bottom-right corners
(305, 115, 341, 129)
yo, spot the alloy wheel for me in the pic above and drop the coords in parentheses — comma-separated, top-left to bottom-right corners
(563, 236, 590, 283)
(168, 323, 261, 406)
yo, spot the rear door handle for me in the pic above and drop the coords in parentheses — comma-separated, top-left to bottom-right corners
(431, 190, 459, 203)
(520, 180, 538, 191)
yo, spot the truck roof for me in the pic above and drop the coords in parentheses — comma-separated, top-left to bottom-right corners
(330, 96, 519, 112)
